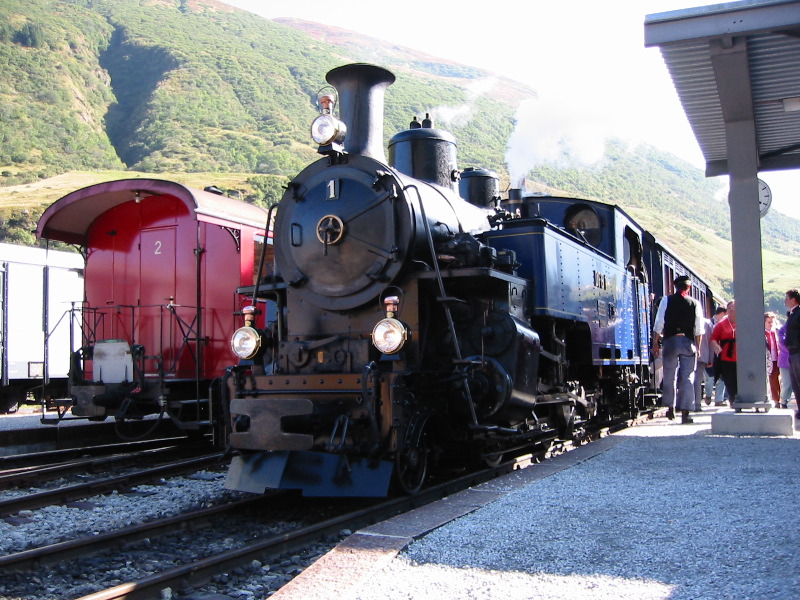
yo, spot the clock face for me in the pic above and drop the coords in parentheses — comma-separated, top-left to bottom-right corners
(758, 179, 772, 217)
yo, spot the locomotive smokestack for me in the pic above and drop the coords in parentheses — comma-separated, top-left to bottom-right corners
(326, 64, 395, 162)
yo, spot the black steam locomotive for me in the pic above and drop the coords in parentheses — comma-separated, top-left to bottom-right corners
(223, 63, 711, 497)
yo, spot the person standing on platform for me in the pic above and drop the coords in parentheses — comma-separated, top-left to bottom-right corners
(784, 289, 800, 418)
(711, 300, 738, 404)
(652, 275, 705, 424)
(694, 310, 715, 412)
(777, 321, 793, 409)
(765, 312, 781, 408)
(706, 306, 728, 406)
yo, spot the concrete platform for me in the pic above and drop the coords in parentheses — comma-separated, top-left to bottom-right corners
(711, 408, 796, 435)
(272, 436, 624, 600)
(271, 406, 800, 600)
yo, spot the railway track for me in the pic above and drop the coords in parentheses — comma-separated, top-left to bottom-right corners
(70, 459, 527, 600)
(86, 420, 646, 600)
(0, 492, 287, 571)
(0, 443, 542, 599)
(0, 440, 213, 489)
(0, 417, 188, 457)
(0, 436, 200, 472)
(0, 410, 660, 600)
(0, 452, 225, 515)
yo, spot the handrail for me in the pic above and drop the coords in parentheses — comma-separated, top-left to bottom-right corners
(71, 302, 202, 379)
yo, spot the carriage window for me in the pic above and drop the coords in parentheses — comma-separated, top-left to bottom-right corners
(253, 234, 275, 284)
(665, 267, 677, 295)
(564, 204, 602, 247)
(623, 226, 645, 279)
(696, 288, 707, 315)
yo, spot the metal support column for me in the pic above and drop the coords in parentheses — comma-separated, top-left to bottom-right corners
(712, 37, 769, 408)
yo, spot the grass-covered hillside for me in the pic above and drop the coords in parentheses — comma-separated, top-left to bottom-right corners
(0, 0, 527, 183)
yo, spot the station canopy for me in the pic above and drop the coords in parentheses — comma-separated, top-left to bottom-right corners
(645, 0, 800, 177)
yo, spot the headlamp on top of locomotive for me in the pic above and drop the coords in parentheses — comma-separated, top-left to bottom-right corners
(371, 296, 408, 355)
(310, 88, 346, 152)
(231, 305, 262, 359)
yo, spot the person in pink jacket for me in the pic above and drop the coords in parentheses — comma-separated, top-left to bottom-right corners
(765, 312, 781, 407)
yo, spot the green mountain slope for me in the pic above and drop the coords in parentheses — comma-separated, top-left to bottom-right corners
(0, 1, 122, 174)
(0, 0, 527, 181)
(0, 0, 796, 312)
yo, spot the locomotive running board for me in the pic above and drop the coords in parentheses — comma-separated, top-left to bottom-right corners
(225, 450, 394, 497)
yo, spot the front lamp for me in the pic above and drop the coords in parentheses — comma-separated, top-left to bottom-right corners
(311, 114, 346, 146)
(231, 326, 262, 359)
(371, 318, 407, 354)
(311, 91, 346, 148)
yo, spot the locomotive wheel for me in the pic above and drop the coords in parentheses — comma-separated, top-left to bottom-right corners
(395, 425, 430, 494)
(483, 451, 503, 468)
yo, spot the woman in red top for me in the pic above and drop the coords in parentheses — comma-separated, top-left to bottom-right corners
(710, 300, 737, 403)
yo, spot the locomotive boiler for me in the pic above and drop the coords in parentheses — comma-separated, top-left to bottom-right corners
(223, 63, 658, 497)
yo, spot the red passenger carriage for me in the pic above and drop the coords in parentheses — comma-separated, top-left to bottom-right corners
(36, 179, 268, 439)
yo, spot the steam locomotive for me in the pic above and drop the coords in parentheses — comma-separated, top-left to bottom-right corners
(223, 63, 715, 497)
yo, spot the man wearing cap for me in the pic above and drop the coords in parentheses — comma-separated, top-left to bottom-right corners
(652, 275, 705, 424)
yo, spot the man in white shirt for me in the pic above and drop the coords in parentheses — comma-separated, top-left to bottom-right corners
(652, 275, 705, 424)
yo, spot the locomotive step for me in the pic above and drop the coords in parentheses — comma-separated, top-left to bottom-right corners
(49, 398, 75, 407)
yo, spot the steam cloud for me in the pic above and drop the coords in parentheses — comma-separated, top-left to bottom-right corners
(505, 95, 608, 188)
(419, 78, 610, 192)
(429, 77, 499, 128)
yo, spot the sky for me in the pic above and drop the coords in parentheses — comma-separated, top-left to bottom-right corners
(220, 0, 800, 220)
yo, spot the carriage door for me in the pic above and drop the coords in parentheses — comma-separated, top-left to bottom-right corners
(623, 227, 649, 361)
(139, 228, 177, 377)
(45, 265, 84, 382)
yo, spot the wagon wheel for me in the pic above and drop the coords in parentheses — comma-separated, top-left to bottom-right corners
(395, 418, 431, 494)
(114, 396, 164, 441)
(114, 412, 164, 441)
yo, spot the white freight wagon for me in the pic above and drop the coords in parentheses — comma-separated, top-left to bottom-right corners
(0, 242, 84, 412)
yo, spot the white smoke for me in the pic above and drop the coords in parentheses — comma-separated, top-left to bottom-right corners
(505, 94, 608, 187)
(430, 77, 499, 128)
(715, 179, 730, 203)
